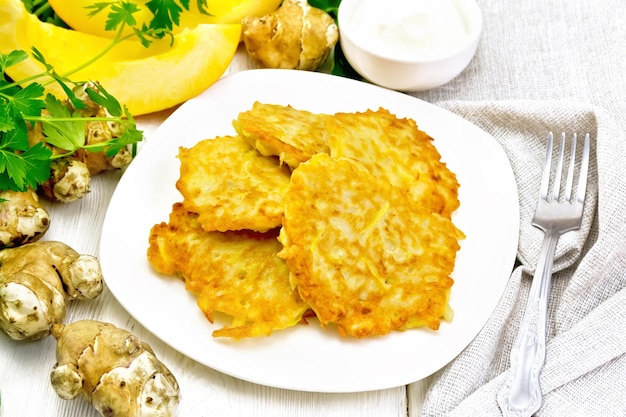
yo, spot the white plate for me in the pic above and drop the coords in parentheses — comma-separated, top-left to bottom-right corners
(100, 69, 519, 393)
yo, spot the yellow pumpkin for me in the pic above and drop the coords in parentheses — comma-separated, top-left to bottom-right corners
(0, 0, 241, 115)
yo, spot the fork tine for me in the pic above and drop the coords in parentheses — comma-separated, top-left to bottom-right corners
(552, 133, 566, 200)
(576, 133, 591, 204)
(564, 133, 578, 201)
(539, 132, 554, 200)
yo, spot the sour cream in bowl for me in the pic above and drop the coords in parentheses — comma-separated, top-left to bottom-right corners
(337, 0, 482, 91)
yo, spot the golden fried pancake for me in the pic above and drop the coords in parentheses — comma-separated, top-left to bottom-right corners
(233, 101, 330, 169)
(148, 203, 310, 339)
(278, 154, 464, 338)
(176, 135, 291, 232)
(326, 108, 460, 218)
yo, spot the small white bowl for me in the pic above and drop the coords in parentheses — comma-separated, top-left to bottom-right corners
(337, 0, 482, 91)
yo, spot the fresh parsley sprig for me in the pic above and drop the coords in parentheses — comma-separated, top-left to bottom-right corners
(0, 48, 141, 192)
(1, 50, 53, 191)
(85, 0, 212, 44)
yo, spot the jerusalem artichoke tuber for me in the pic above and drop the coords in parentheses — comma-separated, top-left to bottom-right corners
(0, 241, 103, 340)
(27, 81, 135, 203)
(50, 320, 180, 417)
(242, 0, 339, 71)
(39, 157, 92, 203)
(0, 189, 50, 248)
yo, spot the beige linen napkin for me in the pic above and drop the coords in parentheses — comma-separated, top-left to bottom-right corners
(418, 100, 626, 416)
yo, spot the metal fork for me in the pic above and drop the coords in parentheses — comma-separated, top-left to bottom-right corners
(497, 132, 591, 417)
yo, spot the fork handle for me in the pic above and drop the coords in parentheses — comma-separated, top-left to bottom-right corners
(497, 229, 560, 417)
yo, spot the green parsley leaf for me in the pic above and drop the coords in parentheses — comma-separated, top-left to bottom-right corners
(85, 83, 122, 117)
(86, 2, 111, 18)
(106, 1, 142, 31)
(105, 124, 143, 157)
(0, 129, 52, 191)
(40, 94, 86, 153)
(0, 149, 28, 189)
(9, 83, 46, 117)
(0, 117, 29, 152)
(195, 0, 211, 15)
(146, 0, 187, 30)
(55, 79, 88, 110)
(0, 50, 28, 74)
(0, 171, 20, 192)
(13, 143, 53, 190)
(30, 46, 54, 73)
(0, 107, 13, 133)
